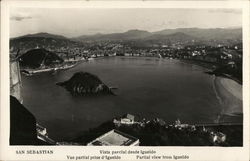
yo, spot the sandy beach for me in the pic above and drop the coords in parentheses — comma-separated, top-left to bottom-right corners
(214, 76, 243, 123)
(220, 78, 242, 101)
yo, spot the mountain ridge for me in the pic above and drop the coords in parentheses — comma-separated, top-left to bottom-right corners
(73, 29, 152, 41)
(153, 28, 242, 40)
(77, 28, 241, 42)
(10, 28, 242, 51)
(11, 27, 242, 40)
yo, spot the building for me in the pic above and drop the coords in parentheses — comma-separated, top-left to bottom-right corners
(210, 132, 226, 144)
(36, 123, 48, 136)
(113, 114, 136, 126)
(87, 129, 139, 146)
(36, 123, 56, 145)
(153, 118, 166, 126)
(121, 114, 135, 124)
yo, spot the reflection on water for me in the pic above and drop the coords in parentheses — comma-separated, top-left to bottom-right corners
(22, 57, 222, 141)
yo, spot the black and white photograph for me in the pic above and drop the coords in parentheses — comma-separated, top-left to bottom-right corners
(8, 5, 245, 147)
(1, 1, 249, 160)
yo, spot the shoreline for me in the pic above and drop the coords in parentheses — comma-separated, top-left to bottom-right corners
(213, 76, 243, 123)
(219, 77, 242, 101)
(179, 58, 243, 123)
(180, 59, 217, 71)
(20, 61, 80, 75)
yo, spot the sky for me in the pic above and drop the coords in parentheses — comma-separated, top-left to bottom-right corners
(10, 8, 242, 38)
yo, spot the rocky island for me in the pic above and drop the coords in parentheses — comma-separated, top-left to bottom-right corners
(56, 72, 115, 96)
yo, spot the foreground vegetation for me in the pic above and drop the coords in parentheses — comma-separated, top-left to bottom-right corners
(70, 118, 242, 146)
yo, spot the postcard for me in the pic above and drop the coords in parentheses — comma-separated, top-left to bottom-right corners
(1, 0, 249, 160)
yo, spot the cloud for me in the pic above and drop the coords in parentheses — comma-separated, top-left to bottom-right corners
(10, 15, 32, 21)
(10, 10, 33, 21)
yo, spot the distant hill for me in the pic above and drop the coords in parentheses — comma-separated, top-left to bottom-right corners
(73, 28, 242, 43)
(153, 28, 242, 40)
(145, 32, 197, 41)
(10, 32, 82, 53)
(12, 32, 68, 40)
(19, 48, 64, 69)
(10, 28, 242, 51)
(73, 29, 152, 41)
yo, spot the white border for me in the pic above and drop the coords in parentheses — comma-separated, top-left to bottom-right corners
(1, 1, 249, 161)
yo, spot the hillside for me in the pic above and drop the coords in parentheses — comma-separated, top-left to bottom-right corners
(153, 28, 242, 40)
(145, 32, 197, 41)
(71, 117, 242, 146)
(10, 28, 242, 51)
(73, 29, 152, 41)
(19, 48, 64, 69)
(10, 32, 82, 53)
(12, 32, 68, 40)
(73, 28, 242, 43)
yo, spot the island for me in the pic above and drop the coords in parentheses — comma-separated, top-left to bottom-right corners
(56, 72, 115, 96)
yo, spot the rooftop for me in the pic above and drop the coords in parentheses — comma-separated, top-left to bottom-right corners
(87, 129, 139, 146)
(123, 114, 135, 121)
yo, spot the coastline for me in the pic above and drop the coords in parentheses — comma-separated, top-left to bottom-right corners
(180, 58, 243, 123)
(213, 76, 243, 123)
(220, 78, 242, 101)
(21, 61, 80, 75)
(180, 59, 217, 71)
(20, 56, 116, 76)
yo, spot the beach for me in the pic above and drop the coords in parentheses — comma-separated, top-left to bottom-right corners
(214, 76, 243, 123)
(220, 78, 242, 101)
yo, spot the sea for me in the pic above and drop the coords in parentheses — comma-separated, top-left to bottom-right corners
(21, 56, 228, 141)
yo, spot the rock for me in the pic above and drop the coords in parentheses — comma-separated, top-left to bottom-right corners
(56, 72, 115, 96)
(10, 95, 37, 145)
(10, 95, 55, 145)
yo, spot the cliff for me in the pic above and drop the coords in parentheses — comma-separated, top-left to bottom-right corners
(10, 96, 56, 145)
